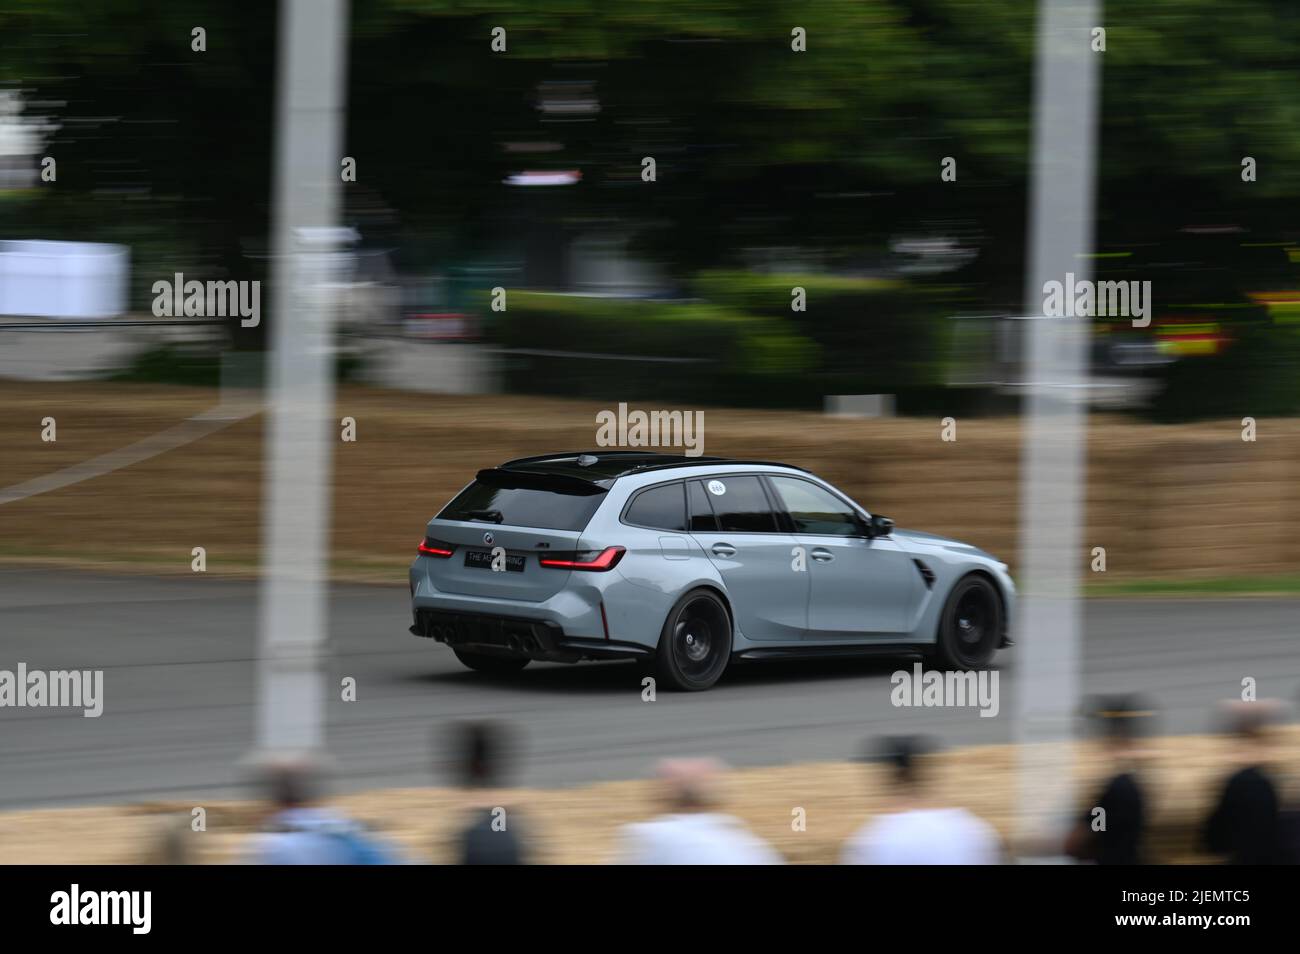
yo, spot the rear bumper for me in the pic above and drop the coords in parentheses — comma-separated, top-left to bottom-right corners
(410, 608, 652, 663)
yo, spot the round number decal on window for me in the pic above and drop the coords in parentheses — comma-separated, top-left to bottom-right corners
(707, 480, 726, 496)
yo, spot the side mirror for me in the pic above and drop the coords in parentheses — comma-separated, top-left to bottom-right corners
(868, 514, 894, 538)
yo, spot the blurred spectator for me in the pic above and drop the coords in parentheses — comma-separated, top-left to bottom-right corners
(1064, 695, 1154, 864)
(246, 756, 399, 865)
(842, 736, 1001, 865)
(448, 720, 528, 865)
(144, 816, 196, 865)
(616, 757, 781, 864)
(1202, 700, 1293, 864)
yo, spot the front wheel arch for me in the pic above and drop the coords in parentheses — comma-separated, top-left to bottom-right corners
(967, 569, 1009, 643)
(928, 571, 1004, 670)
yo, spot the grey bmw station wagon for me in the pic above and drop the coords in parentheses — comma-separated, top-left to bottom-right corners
(409, 452, 1015, 690)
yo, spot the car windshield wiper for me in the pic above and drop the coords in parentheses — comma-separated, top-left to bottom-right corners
(466, 509, 504, 523)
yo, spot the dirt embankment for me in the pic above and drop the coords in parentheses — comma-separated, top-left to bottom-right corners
(1, 381, 1298, 584)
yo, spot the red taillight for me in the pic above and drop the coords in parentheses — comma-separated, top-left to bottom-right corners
(418, 538, 455, 558)
(538, 546, 625, 571)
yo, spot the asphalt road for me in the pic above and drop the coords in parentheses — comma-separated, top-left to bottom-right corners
(1, 567, 1297, 809)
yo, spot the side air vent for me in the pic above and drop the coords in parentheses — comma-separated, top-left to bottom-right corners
(912, 559, 936, 589)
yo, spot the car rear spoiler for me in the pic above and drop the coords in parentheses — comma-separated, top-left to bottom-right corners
(474, 468, 608, 496)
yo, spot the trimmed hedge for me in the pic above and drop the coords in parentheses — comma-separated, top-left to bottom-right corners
(488, 291, 823, 406)
(692, 270, 951, 403)
(105, 345, 362, 387)
(487, 275, 955, 409)
(1145, 323, 1300, 422)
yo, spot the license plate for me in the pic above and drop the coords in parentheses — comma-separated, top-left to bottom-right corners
(464, 550, 525, 572)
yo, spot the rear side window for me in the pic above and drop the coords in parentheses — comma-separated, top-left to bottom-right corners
(624, 482, 687, 531)
(687, 481, 717, 532)
(438, 481, 605, 531)
(693, 476, 776, 533)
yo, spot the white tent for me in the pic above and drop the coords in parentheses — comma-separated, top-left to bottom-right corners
(0, 239, 130, 319)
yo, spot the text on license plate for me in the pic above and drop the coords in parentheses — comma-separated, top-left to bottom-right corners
(464, 550, 526, 572)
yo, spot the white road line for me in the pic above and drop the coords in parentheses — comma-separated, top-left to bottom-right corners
(0, 398, 261, 506)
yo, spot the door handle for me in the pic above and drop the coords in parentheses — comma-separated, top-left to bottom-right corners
(811, 548, 834, 562)
(710, 543, 737, 557)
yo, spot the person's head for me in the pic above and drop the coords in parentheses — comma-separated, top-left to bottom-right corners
(451, 719, 514, 789)
(1088, 694, 1155, 759)
(145, 817, 195, 865)
(1218, 699, 1284, 750)
(654, 757, 725, 813)
(255, 755, 325, 810)
(871, 735, 937, 799)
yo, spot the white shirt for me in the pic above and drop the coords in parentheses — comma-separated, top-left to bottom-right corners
(617, 812, 783, 865)
(841, 808, 1001, 865)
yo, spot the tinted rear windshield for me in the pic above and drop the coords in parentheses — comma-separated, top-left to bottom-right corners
(437, 474, 608, 531)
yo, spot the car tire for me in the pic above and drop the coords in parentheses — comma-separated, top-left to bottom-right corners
(452, 649, 530, 674)
(654, 589, 732, 691)
(930, 574, 1003, 670)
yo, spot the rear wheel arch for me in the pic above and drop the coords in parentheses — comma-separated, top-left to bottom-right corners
(657, 580, 734, 645)
(691, 583, 733, 633)
(652, 586, 734, 691)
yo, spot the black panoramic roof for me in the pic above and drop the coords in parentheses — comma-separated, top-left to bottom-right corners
(498, 451, 809, 480)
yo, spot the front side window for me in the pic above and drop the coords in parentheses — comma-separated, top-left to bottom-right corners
(691, 476, 777, 533)
(687, 480, 718, 532)
(768, 476, 862, 537)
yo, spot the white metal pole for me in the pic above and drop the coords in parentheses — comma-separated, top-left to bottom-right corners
(256, 0, 350, 754)
(1015, 0, 1101, 854)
